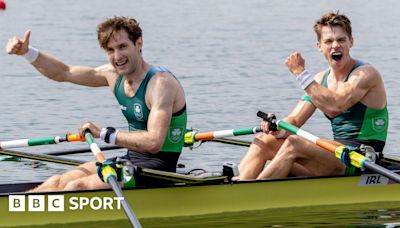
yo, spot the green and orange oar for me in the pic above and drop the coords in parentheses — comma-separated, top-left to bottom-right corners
(83, 130, 141, 228)
(185, 127, 261, 147)
(0, 134, 84, 163)
(257, 111, 400, 183)
(0, 133, 83, 149)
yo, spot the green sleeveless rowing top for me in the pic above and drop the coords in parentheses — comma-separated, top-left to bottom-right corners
(302, 60, 388, 142)
(114, 66, 187, 153)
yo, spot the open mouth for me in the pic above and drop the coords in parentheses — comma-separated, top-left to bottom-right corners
(331, 52, 343, 61)
(115, 59, 128, 67)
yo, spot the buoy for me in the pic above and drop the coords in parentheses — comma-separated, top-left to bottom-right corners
(0, 0, 6, 10)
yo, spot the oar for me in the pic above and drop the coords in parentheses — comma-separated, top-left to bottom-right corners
(83, 130, 141, 228)
(257, 111, 400, 183)
(0, 130, 249, 153)
(208, 138, 252, 147)
(0, 134, 82, 149)
(185, 127, 261, 146)
(45, 145, 122, 156)
(0, 149, 84, 166)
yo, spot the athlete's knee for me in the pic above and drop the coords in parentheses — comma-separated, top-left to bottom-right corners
(46, 175, 63, 188)
(285, 135, 303, 145)
(281, 135, 303, 158)
(252, 134, 280, 154)
(254, 133, 277, 145)
(47, 174, 61, 183)
(63, 179, 87, 191)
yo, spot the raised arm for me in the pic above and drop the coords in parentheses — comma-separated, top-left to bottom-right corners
(285, 52, 384, 118)
(305, 66, 382, 117)
(6, 30, 109, 87)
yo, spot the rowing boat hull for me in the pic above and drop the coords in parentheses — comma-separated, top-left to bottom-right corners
(1, 173, 399, 227)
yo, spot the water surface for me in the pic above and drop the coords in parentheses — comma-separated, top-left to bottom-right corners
(0, 0, 400, 226)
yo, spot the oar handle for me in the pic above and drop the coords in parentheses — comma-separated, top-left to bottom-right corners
(256, 111, 278, 131)
(82, 129, 142, 227)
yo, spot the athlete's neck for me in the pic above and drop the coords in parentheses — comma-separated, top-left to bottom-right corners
(125, 61, 151, 85)
(330, 57, 356, 81)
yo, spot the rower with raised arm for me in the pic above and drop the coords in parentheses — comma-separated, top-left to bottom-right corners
(6, 16, 187, 191)
(238, 11, 388, 180)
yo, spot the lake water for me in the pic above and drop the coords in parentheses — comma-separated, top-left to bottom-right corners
(1, 0, 400, 226)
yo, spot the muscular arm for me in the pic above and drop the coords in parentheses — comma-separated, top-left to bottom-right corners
(282, 71, 322, 128)
(284, 99, 316, 128)
(114, 72, 180, 153)
(33, 52, 109, 87)
(305, 65, 382, 118)
(285, 52, 385, 118)
(6, 30, 109, 87)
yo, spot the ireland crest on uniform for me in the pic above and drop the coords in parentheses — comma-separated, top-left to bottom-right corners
(372, 117, 386, 132)
(133, 103, 143, 120)
(168, 127, 183, 143)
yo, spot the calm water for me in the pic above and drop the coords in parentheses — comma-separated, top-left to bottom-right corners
(1, 0, 400, 226)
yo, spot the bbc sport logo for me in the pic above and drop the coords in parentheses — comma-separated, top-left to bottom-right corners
(9, 195, 124, 212)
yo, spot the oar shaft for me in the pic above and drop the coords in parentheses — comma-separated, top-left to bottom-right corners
(278, 121, 338, 152)
(365, 161, 400, 183)
(315, 139, 340, 153)
(0, 149, 84, 166)
(45, 145, 122, 156)
(208, 138, 252, 147)
(83, 131, 142, 228)
(194, 127, 261, 141)
(108, 178, 141, 227)
(0, 134, 82, 149)
(277, 120, 319, 144)
(84, 133, 106, 162)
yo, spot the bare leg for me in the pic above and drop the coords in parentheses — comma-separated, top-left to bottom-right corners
(28, 161, 97, 192)
(238, 133, 284, 180)
(257, 135, 345, 179)
(63, 174, 111, 191)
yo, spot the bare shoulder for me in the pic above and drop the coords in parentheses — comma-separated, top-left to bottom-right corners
(351, 63, 386, 108)
(149, 71, 182, 90)
(95, 63, 119, 87)
(95, 63, 117, 76)
(349, 63, 382, 84)
(146, 71, 186, 110)
(357, 63, 381, 77)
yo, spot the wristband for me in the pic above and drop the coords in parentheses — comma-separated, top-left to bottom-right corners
(275, 129, 287, 138)
(100, 127, 119, 145)
(296, 70, 314, 90)
(23, 46, 39, 63)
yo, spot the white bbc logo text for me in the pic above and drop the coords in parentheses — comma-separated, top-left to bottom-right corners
(9, 195, 65, 212)
(8, 195, 123, 212)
